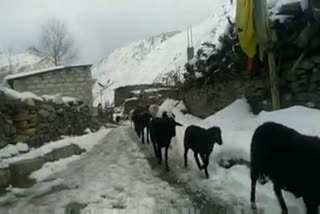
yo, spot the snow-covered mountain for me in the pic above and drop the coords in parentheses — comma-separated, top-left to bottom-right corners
(92, 0, 235, 105)
(0, 47, 54, 81)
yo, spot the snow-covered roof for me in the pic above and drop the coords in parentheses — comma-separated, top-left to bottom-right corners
(4, 64, 92, 83)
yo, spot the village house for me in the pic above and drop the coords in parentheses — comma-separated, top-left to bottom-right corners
(4, 65, 94, 108)
(113, 83, 180, 114)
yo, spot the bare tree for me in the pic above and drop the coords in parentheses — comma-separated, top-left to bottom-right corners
(39, 18, 77, 66)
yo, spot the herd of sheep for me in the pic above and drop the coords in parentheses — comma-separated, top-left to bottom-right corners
(127, 104, 320, 214)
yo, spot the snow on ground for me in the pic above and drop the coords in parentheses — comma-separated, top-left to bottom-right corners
(1, 128, 111, 166)
(161, 99, 311, 213)
(0, 143, 29, 160)
(29, 155, 82, 182)
(0, 127, 193, 213)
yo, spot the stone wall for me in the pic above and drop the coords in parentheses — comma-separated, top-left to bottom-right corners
(9, 65, 94, 109)
(0, 91, 101, 150)
(181, 76, 252, 118)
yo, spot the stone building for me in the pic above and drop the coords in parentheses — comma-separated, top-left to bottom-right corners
(4, 65, 94, 108)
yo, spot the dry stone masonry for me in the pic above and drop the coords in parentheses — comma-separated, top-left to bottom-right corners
(0, 90, 101, 150)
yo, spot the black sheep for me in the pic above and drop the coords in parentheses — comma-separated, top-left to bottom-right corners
(184, 125, 223, 178)
(132, 106, 151, 144)
(150, 111, 182, 171)
(250, 122, 320, 214)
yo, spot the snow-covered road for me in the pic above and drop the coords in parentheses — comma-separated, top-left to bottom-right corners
(0, 126, 234, 213)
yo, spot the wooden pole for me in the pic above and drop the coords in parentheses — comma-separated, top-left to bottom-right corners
(266, 30, 280, 110)
(267, 51, 280, 110)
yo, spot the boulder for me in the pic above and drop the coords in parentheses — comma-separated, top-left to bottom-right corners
(9, 157, 46, 188)
(38, 109, 50, 118)
(44, 144, 85, 162)
(0, 168, 11, 190)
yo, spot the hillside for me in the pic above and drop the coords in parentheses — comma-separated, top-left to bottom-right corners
(0, 48, 54, 81)
(92, 0, 235, 105)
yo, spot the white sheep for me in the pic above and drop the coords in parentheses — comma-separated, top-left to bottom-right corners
(148, 104, 175, 119)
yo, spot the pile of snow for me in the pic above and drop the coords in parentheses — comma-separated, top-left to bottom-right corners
(2, 128, 111, 166)
(92, 0, 235, 105)
(161, 99, 313, 212)
(29, 155, 81, 182)
(0, 85, 42, 101)
(42, 94, 77, 104)
(0, 143, 29, 160)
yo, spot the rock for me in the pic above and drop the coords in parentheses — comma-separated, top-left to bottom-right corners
(38, 109, 50, 118)
(0, 168, 11, 190)
(295, 69, 307, 75)
(311, 72, 320, 82)
(13, 135, 30, 143)
(294, 93, 309, 101)
(15, 121, 32, 130)
(12, 111, 29, 122)
(297, 60, 314, 70)
(48, 112, 57, 122)
(290, 82, 307, 92)
(9, 157, 46, 188)
(40, 104, 55, 112)
(312, 56, 320, 64)
(306, 102, 315, 108)
(308, 83, 317, 92)
(284, 71, 297, 81)
(0, 140, 8, 150)
(17, 128, 37, 137)
(23, 98, 35, 107)
(44, 144, 85, 162)
(56, 108, 64, 115)
(311, 38, 320, 49)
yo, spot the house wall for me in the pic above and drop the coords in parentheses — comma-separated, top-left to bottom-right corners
(12, 66, 94, 108)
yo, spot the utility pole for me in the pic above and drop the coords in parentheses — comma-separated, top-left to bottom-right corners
(187, 26, 194, 62)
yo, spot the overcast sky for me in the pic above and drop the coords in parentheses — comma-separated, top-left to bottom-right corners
(0, 0, 218, 64)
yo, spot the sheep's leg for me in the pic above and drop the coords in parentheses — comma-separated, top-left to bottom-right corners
(152, 142, 158, 158)
(184, 147, 189, 168)
(273, 184, 288, 214)
(158, 146, 162, 164)
(250, 176, 257, 211)
(165, 146, 170, 172)
(146, 127, 150, 144)
(204, 154, 210, 178)
(200, 154, 209, 178)
(141, 129, 145, 144)
(194, 153, 202, 170)
(303, 198, 318, 214)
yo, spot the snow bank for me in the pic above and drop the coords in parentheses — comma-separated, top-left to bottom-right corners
(29, 155, 81, 182)
(0, 143, 29, 160)
(42, 94, 77, 104)
(161, 99, 310, 212)
(3, 128, 111, 165)
(0, 85, 42, 101)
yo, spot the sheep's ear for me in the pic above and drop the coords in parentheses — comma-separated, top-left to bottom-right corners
(175, 122, 183, 126)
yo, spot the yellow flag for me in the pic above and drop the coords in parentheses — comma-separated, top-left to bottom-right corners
(236, 0, 257, 58)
